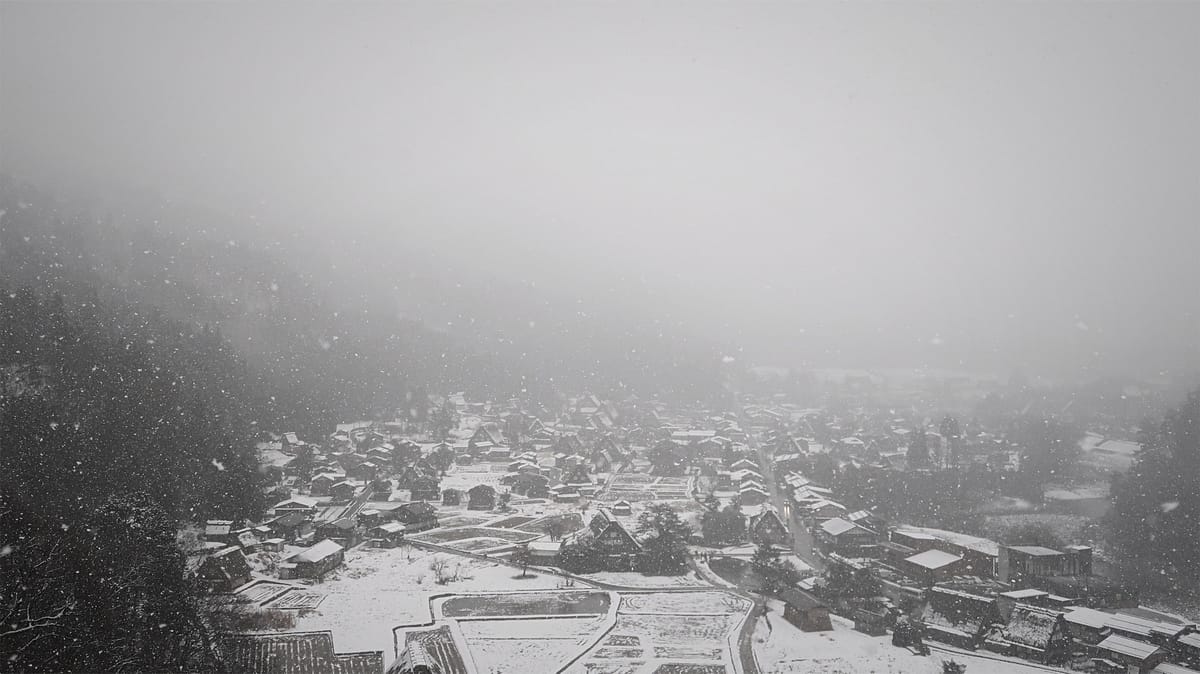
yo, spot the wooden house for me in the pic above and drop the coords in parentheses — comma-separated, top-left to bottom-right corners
(309, 473, 343, 497)
(409, 476, 440, 502)
(748, 509, 790, 546)
(485, 446, 513, 462)
(901, 549, 968, 585)
(369, 522, 406, 548)
(554, 487, 580, 503)
(197, 546, 252, 593)
(918, 587, 999, 650)
(316, 517, 361, 548)
(272, 496, 318, 517)
(1093, 634, 1168, 673)
(266, 512, 312, 541)
(611, 500, 633, 516)
(281, 540, 344, 580)
(470, 423, 506, 452)
(985, 604, 1069, 663)
(468, 484, 497, 510)
(816, 517, 877, 556)
(738, 485, 769, 506)
(204, 520, 236, 545)
(781, 588, 833, 632)
(394, 502, 438, 532)
(580, 518, 641, 570)
(330, 480, 360, 503)
(353, 461, 379, 482)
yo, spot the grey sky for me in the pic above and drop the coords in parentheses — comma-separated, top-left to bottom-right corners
(3, 1, 1198, 377)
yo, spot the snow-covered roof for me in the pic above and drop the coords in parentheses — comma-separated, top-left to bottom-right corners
(274, 496, 317, 509)
(1096, 634, 1164, 660)
(820, 517, 864, 537)
(1009, 545, 1063, 556)
(894, 525, 999, 556)
(904, 549, 962, 570)
(287, 539, 344, 564)
(1000, 588, 1048, 599)
(1153, 663, 1200, 674)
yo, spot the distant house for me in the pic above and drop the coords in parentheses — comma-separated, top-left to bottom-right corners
(204, 519, 235, 545)
(611, 500, 633, 516)
(369, 522, 406, 548)
(577, 511, 640, 569)
(554, 487, 581, 503)
(266, 512, 312, 541)
(985, 604, 1069, 663)
(316, 518, 361, 548)
(282, 539, 344, 580)
(395, 465, 435, 490)
(442, 488, 462, 506)
(470, 423, 506, 452)
(528, 540, 561, 562)
(780, 588, 832, 632)
(1094, 634, 1168, 673)
(330, 480, 360, 503)
(918, 587, 999, 649)
(220, 630, 383, 674)
(309, 473, 343, 497)
(730, 458, 759, 472)
(394, 502, 438, 532)
(353, 461, 379, 482)
(272, 497, 318, 517)
(1062, 607, 1189, 647)
(748, 509, 789, 546)
(409, 476, 440, 502)
(485, 446, 512, 462)
(739, 485, 769, 506)
(796, 498, 846, 521)
(902, 549, 967, 585)
(846, 509, 886, 532)
(815, 517, 876, 555)
(998, 544, 1092, 583)
(197, 546, 251, 593)
(468, 484, 497, 510)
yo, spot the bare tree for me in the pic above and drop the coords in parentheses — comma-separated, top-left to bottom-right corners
(429, 557, 451, 584)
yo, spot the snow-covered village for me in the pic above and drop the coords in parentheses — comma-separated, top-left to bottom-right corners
(4, 2, 1200, 673)
(165, 383, 1194, 674)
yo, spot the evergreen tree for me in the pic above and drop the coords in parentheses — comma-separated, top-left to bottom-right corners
(907, 427, 931, 468)
(635, 504, 692, 574)
(1109, 390, 1200, 591)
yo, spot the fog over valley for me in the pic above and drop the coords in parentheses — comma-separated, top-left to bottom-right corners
(5, 1, 1199, 381)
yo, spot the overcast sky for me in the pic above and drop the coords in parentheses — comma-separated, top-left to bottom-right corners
(3, 1, 1199, 377)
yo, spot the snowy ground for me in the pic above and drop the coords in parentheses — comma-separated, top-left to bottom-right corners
(753, 604, 1063, 674)
(580, 571, 713, 588)
(278, 544, 573, 654)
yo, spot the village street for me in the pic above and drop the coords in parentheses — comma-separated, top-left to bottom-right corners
(744, 420, 824, 572)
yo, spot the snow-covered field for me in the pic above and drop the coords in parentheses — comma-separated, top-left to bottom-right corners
(562, 590, 752, 674)
(580, 571, 713, 589)
(280, 545, 571, 653)
(754, 604, 1060, 674)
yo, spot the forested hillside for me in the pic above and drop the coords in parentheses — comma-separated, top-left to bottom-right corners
(0, 178, 729, 420)
(0, 288, 265, 671)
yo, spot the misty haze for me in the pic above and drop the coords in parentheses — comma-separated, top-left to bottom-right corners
(2, 2, 1199, 674)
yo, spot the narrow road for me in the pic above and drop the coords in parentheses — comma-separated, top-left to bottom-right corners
(745, 424, 824, 572)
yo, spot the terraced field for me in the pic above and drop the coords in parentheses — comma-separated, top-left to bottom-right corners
(441, 590, 611, 618)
